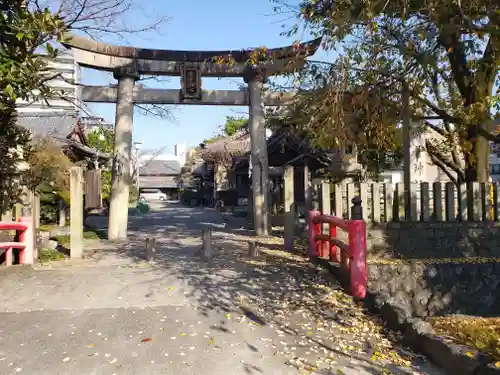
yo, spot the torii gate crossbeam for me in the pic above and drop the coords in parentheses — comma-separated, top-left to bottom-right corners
(81, 86, 295, 106)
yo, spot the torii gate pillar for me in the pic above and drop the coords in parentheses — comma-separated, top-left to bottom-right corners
(245, 67, 269, 236)
(108, 66, 139, 240)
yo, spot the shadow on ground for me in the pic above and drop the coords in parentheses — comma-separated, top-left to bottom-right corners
(82, 204, 445, 375)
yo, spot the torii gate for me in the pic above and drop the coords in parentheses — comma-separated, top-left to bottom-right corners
(62, 34, 321, 239)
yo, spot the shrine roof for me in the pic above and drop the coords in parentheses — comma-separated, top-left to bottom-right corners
(62, 34, 322, 63)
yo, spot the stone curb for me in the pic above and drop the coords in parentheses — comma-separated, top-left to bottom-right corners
(316, 258, 500, 375)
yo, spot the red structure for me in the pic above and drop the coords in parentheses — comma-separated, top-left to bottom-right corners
(0, 217, 34, 266)
(307, 199, 367, 299)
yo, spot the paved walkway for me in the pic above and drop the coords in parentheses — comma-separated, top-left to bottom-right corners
(0, 203, 447, 375)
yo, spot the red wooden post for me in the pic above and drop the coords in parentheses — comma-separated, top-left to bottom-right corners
(18, 217, 34, 265)
(314, 219, 322, 257)
(329, 223, 337, 262)
(347, 220, 367, 299)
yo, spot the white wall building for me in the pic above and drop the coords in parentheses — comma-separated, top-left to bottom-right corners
(174, 143, 188, 167)
(373, 128, 453, 184)
(380, 119, 500, 184)
(16, 51, 81, 116)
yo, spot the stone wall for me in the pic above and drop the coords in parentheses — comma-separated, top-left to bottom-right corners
(366, 222, 500, 259)
(367, 260, 500, 318)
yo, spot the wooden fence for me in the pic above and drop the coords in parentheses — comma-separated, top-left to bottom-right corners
(329, 182, 500, 223)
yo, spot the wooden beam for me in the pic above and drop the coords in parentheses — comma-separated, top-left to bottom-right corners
(64, 33, 321, 63)
(81, 86, 295, 106)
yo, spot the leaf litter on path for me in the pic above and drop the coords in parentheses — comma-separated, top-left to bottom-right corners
(216, 232, 438, 374)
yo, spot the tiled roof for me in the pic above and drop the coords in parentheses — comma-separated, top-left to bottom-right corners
(203, 130, 250, 155)
(16, 113, 111, 160)
(16, 113, 78, 141)
(140, 160, 181, 175)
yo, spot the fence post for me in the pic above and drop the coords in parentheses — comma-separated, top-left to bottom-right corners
(34, 192, 41, 229)
(248, 240, 259, 257)
(420, 182, 430, 221)
(334, 184, 343, 217)
(284, 166, 295, 251)
(202, 227, 213, 260)
(304, 165, 312, 211)
(445, 182, 455, 221)
(433, 182, 443, 221)
(347, 196, 367, 299)
(58, 199, 67, 227)
(372, 183, 381, 223)
(145, 237, 156, 262)
(70, 167, 84, 259)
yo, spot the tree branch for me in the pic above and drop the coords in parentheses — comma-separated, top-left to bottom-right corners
(429, 152, 458, 186)
(438, 28, 475, 105)
(424, 121, 446, 137)
(415, 94, 459, 123)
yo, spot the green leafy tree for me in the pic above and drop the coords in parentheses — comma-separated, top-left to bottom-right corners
(0, 1, 66, 107)
(0, 1, 66, 215)
(223, 116, 247, 136)
(203, 116, 248, 144)
(25, 138, 74, 222)
(272, 0, 500, 182)
(87, 127, 114, 154)
(0, 102, 30, 213)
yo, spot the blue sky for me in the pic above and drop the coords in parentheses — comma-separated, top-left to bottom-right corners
(81, 0, 329, 153)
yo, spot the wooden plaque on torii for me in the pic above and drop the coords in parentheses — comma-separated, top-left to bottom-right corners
(180, 63, 202, 101)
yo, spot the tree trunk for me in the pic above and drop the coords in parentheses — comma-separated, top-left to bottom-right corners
(476, 135, 490, 183)
(462, 83, 492, 183)
(464, 127, 490, 183)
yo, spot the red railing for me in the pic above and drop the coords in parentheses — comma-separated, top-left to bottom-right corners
(0, 217, 34, 266)
(307, 202, 367, 299)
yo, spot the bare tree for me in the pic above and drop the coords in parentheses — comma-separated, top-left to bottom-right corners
(29, 0, 169, 38)
(130, 145, 170, 182)
(26, 0, 175, 121)
(134, 79, 177, 122)
(201, 133, 250, 193)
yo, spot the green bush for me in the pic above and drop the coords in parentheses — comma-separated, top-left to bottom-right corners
(40, 204, 57, 223)
(39, 248, 65, 262)
(39, 182, 58, 224)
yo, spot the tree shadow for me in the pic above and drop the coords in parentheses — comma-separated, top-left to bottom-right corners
(83, 204, 445, 375)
